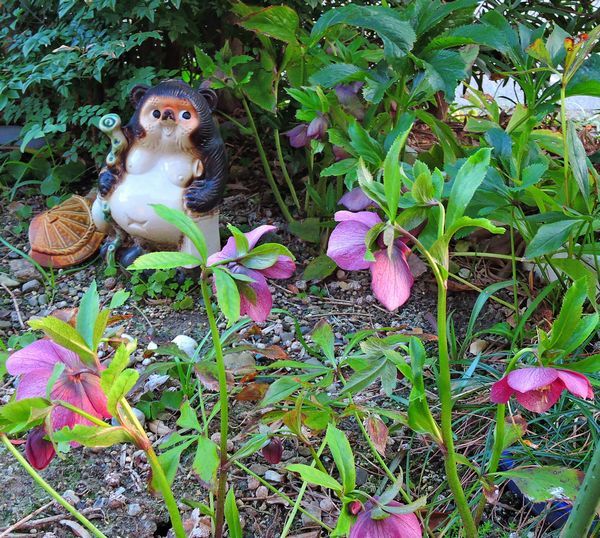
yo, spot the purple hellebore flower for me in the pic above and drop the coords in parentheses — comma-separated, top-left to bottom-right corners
(332, 145, 350, 161)
(326, 211, 414, 311)
(284, 124, 309, 148)
(7, 339, 110, 469)
(349, 500, 422, 538)
(334, 82, 364, 105)
(339, 187, 374, 211)
(306, 114, 328, 141)
(208, 225, 295, 323)
(491, 367, 593, 413)
(261, 437, 283, 464)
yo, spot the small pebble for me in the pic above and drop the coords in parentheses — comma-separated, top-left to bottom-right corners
(247, 477, 260, 490)
(255, 486, 268, 499)
(127, 503, 142, 516)
(62, 490, 80, 506)
(22, 279, 41, 293)
(319, 498, 335, 512)
(264, 470, 283, 483)
(104, 277, 116, 290)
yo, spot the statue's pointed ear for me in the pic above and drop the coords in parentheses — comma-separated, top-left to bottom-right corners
(130, 84, 150, 108)
(199, 88, 218, 112)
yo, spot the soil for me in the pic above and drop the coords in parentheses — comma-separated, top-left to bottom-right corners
(0, 166, 562, 538)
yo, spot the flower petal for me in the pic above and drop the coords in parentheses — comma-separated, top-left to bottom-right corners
(334, 210, 381, 229)
(506, 367, 558, 393)
(6, 339, 78, 376)
(261, 256, 295, 279)
(25, 426, 56, 470)
(514, 381, 564, 413)
(339, 188, 374, 211)
(208, 225, 278, 266)
(370, 245, 414, 310)
(490, 376, 513, 404)
(350, 509, 421, 538)
(14, 371, 53, 400)
(327, 220, 372, 271)
(237, 268, 273, 323)
(556, 369, 594, 400)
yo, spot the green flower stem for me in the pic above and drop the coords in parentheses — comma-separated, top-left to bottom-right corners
(234, 461, 333, 533)
(395, 225, 478, 537)
(0, 433, 108, 538)
(474, 349, 534, 523)
(274, 128, 301, 211)
(450, 251, 526, 262)
(561, 438, 600, 537)
(280, 438, 328, 538)
(119, 399, 186, 538)
(54, 401, 110, 428)
(200, 277, 230, 538)
(560, 82, 570, 207)
(241, 97, 294, 223)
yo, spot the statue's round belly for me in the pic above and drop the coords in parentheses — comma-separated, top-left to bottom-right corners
(110, 173, 184, 245)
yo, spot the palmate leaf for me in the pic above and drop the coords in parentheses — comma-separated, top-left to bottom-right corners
(311, 5, 416, 59)
(236, 5, 300, 44)
(497, 466, 583, 503)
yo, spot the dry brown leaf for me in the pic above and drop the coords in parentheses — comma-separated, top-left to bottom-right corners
(236, 382, 269, 402)
(365, 415, 388, 457)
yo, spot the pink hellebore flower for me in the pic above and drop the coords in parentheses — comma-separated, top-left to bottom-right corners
(490, 367, 593, 413)
(7, 339, 110, 469)
(306, 113, 328, 141)
(349, 500, 422, 538)
(208, 225, 295, 323)
(327, 211, 414, 311)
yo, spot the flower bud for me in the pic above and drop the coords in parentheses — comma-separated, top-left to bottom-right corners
(348, 500, 364, 515)
(261, 437, 283, 464)
(25, 426, 56, 470)
(307, 114, 328, 141)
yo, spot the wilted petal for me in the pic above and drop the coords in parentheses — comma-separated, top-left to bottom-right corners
(332, 145, 350, 161)
(327, 220, 372, 271)
(514, 382, 564, 413)
(490, 376, 513, 404)
(350, 505, 421, 538)
(507, 368, 558, 393)
(235, 267, 272, 323)
(370, 244, 414, 310)
(25, 426, 56, 470)
(7, 339, 77, 376)
(339, 188, 374, 211)
(334, 210, 381, 229)
(555, 369, 594, 399)
(261, 256, 295, 279)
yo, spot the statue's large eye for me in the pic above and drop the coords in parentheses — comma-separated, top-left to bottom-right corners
(152, 109, 161, 118)
(181, 110, 191, 120)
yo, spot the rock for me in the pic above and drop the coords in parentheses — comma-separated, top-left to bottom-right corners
(0, 273, 20, 287)
(336, 269, 347, 281)
(458, 267, 471, 279)
(62, 489, 80, 506)
(22, 279, 41, 293)
(172, 334, 198, 358)
(9, 259, 38, 282)
(248, 463, 268, 475)
(104, 277, 116, 290)
(247, 477, 260, 490)
(141, 358, 152, 366)
(127, 503, 142, 516)
(27, 296, 38, 307)
(255, 486, 268, 499)
(223, 351, 255, 375)
(295, 280, 307, 291)
(319, 497, 335, 512)
(264, 470, 283, 483)
(301, 502, 321, 526)
(356, 467, 368, 486)
(105, 472, 121, 487)
(37, 293, 48, 306)
(146, 341, 158, 351)
(0, 320, 11, 329)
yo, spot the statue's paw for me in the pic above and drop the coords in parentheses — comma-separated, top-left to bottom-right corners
(118, 244, 146, 268)
(184, 183, 213, 213)
(98, 170, 117, 196)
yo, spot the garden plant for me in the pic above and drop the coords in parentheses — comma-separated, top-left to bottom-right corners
(1, 1, 599, 537)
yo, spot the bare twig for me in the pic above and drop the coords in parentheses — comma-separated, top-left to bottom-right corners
(0, 283, 24, 329)
(0, 501, 54, 537)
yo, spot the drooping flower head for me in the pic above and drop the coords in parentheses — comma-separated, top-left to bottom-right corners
(335, 82, 365, 119)
(284, 124, 309, 148)
(261, 437, 283, 464)
(6, 339, 110, 468)
(339, 187, 376, 211)
(349, 499, 422, 538)
(327, 209, 414, 311)
(306, 114, 328, 141)
(491, 367, 593, 413)
(208, 225, 295, 322)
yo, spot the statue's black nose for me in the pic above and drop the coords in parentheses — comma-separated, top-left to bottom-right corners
(162, 109, 175, 121)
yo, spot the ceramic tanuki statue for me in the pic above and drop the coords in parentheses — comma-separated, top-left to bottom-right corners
(92, 79, 227, 265)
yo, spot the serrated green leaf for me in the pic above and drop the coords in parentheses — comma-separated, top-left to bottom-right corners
(107, 369, 139, 416)
(76, 281, 99, 349)
(53, 425, 131, 447)
(325, 424, 355, 494)
(28, 317, 96, 365)
(101, 345, 131, 394)
(260, 377, 301, 407)
(213, 268, 241, 325)
(225, 488, 243, 538)
(193, 436, 219, 483)
(177, 401, 202, 432)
